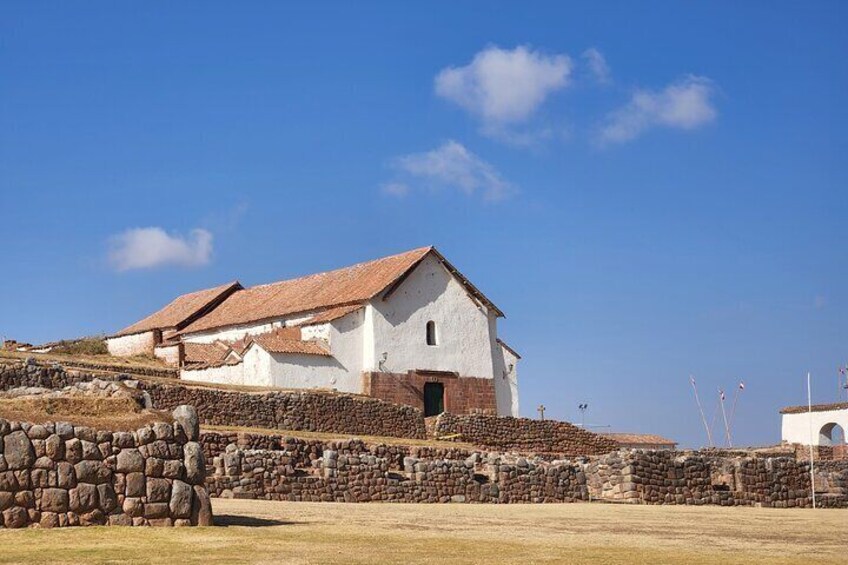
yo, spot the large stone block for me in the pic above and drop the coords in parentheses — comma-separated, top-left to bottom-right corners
(170, 480, 192, 518)
(97, 483, 118, 514)
(184, 442, 204, 484)
(191, 485, 213, 526)
(4, 431, 34, 470)
(146, 477, 171, 503)
(125, 472, 146, 497)
(40, 488, 69, 513)
(70, 483, 99, 512)
(74, 460, 111, 485)
(3, 506, 28, 528)
(116, 449, 145, 473)
(172, 406, 199, 441)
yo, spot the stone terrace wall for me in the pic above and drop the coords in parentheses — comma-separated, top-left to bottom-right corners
(586, 450, 848, 508)
(206, 439, 587, 503)
(431, 413, 619, 457)
(141, 382, 427, 440)
(0, 406, 212, 528)
(0, 360, 426, 440)
(201, 432, 848, 508)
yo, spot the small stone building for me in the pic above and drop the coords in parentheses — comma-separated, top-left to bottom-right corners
(781, 402, 848, 447)
(106, 247, 520, 417)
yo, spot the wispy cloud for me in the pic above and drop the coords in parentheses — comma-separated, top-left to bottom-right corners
(108, 227, 213, 272)
(597, 75, 717, 145)
(581, 48, 611, 85)
(435, 45, 572, 141)
(386, 140, 514, 201)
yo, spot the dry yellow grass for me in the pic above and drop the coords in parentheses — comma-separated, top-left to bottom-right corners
(0, 499, 844, 564)
(0, 397, 170, 430)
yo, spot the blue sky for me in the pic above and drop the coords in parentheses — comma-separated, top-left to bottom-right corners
(1, 2, 846, 448)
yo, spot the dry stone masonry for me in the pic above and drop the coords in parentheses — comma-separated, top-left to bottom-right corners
(0, 405, 212, 528)
(430, 412, 619, 456)
(200, 432, 847, 508)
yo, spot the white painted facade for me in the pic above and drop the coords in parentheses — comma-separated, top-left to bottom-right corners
(177, 253, 519, 416)
(153, 343, 181, 366)
(782, 407, 848, 446)
(106, 331, 156, 357)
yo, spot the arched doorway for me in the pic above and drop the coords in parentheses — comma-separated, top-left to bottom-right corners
(818, 422, 846, 446)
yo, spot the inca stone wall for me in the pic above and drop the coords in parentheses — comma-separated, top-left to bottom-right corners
(430, 412, 619, 457)
(200, 432, 848, 508)
(0, 406, 212, 528)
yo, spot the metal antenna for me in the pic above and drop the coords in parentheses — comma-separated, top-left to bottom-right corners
(578, 403, 588, 428)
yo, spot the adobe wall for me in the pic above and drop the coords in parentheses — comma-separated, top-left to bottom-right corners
(0, 406, 212, 528)
(363, 371, 497, 415)
(430, 412, 619, 457)
(105, 331, 157, 358)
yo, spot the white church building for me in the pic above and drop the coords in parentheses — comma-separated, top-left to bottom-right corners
(107, 247, 519, 417)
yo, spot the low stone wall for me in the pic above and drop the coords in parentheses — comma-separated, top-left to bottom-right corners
(0, 353, 177, 379)
(141, 382, 427, 440)
(200, 431, 848, 508)
(430, 412, 619, 457)
(586, 450, 848, 508)
(0, 406, 212, 528)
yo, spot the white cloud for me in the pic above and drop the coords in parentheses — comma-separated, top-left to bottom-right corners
(598, 75, 717, 144)
(582, 48, 611, 84)
(389, 140, 514, 201)
(435, 45, 572, 130)
(108, 227, 213, 271)
(380, 182, 411, 198)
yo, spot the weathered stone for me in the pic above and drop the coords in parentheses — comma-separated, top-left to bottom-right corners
(146, 457, 164, 477)
(4, 431, 35, 470)
(65, 438, 82, 464)
(108, 512, 133, 526)
(40, 488, 70, 513)
(146, 477, 171, 503)
(125, 472, 146, 497)
(0, 491, 14, 511)
(116, 449, 144, 473)
(169, 480, 192, 518)
(184, 442, 204, 484)
(55, 422, 74, 440)
(45, 434, 64, 461)
(15, 490, 34, 508)
(0, 471, 17, 491)
(144, 502, 170, 519)
(163, 459, 184, 480)
(27, 424, 49, 440)
(191, 484, 213, 526)
(40, 511, 60, 528)
(70, 483, 98, 512)
(112, 432, 135, 449)
(122, 497, 144, 517)
(79, 509, 106, 526)
(74, 426, 97, 443)
(3, 506, 28, 528)
(56, 461, 76, 489)
(98, 483, 118, 513)
(152, 423, 173, 441)
(172, 406, 199, 441)
(74, 460, 111, 485)
(80, 440, 102, 460)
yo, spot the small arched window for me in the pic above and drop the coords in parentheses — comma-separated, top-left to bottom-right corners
(426, 321, 438, 346)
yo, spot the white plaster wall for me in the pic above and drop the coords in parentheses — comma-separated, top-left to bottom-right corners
(180, 346, 271, 387)
(301, 323, 330, 342)
(782, 408, 848, 446)
(268, 310, 365, 393)
(182, 313, 315, 344)
(492, 336, 520, 417)
(153, 344, 180, 366)
(106, 331, 155, 357)
(368, 254, 497, 379)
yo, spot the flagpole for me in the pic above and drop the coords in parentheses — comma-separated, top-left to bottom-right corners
(690, 376, 713, 448)
(807, 371, 816, 509)
(728, 381, 744, 439)
(719, 388, 732, 447)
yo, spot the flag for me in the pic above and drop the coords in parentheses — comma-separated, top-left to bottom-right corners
(690, 375, 696, 385)
(719, 389, 726, 401)
(739, 382, 745, 390)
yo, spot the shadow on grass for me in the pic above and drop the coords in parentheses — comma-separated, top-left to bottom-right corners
(214, 515, 297, 527)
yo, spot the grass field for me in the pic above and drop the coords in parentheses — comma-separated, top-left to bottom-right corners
(0, 499, 844, 564)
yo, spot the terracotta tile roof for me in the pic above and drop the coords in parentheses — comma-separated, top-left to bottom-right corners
(299, 304, 364, 326)
(181, 246, 495, 335)
(251, 331, 331, 356)
(183, 342, 232, 366)
(780, 402, 848, 415)
(112, 281, 242, 337)
(603, 433, 677, 446)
